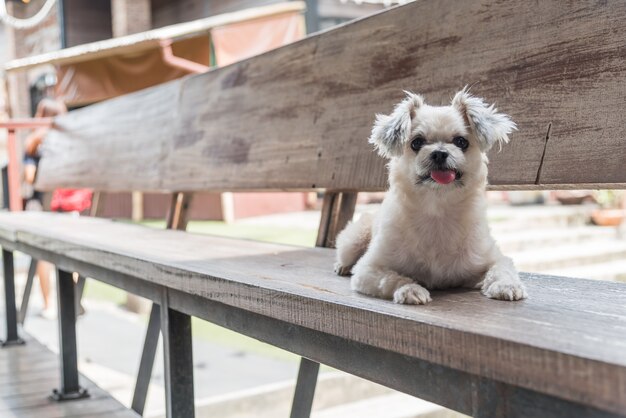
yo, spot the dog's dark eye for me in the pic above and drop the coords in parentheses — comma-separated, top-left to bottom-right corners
(410, 136, 425, 152)
(453, 136, 469, 150)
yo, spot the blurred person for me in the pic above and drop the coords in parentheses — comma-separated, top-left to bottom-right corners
(23, 98, 91, 319)
(23, 98, 66, 210)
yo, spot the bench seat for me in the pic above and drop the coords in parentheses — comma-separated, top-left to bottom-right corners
(0, 211, 624, 416)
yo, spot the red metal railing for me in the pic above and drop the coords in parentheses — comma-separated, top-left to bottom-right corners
(0, 118, 53, 211)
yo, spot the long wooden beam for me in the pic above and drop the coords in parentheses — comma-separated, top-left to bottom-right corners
(37, 0, 626, 192)
(0, 212, 624, 415)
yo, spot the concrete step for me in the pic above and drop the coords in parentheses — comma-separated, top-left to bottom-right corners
(493, 226, 618, 253)
(352, 204, 596, 234)
(312, 393, 467, 418)
(513, 239, 626, 272)
(187, 372, 467, 418)
(544, 260, 626, 282)
(152, 372, 396, 418)
(488, 204, 596, 232)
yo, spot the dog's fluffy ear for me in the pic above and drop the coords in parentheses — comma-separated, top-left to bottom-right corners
(369, 92, 423, 158)
(452, 87, 516, 152)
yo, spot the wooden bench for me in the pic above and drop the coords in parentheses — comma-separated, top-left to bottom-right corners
(1, 1, 625, 418)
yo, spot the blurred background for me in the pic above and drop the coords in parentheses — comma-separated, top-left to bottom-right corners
(1, 1, 624, 417)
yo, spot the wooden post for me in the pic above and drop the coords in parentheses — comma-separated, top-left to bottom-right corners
(290, 191, 357, 417)
(132, 192, 193, 415)
(132, 191, 144, 222)
(220, 192, 235, 224)
(6, 129, 22, 211)
(89, 192, 105, 217)
(316, 192, 358, 248)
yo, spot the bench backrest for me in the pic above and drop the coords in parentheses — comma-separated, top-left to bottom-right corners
(36, 0, 626, 193)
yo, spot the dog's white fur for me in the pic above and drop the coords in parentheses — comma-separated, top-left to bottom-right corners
(335, 87, 527, 304)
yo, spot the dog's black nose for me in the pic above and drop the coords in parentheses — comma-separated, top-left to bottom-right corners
(430, 150, 448, 164)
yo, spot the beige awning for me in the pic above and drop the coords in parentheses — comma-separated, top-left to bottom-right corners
(3, 2, 305, 73)
(3, 2, 305, 107)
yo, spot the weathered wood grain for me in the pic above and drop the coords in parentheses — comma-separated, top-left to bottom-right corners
(0, 331, 139, 418)
(0, 212, 624, 415)
(168, 288, 624, 418)
(34, 0, 626, 192)
(39, 80, 181, 191)
(316, 192, 357, 248)
(0, 361, 58, 378)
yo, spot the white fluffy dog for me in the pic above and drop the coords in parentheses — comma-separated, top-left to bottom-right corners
(334, 88, 527, 305)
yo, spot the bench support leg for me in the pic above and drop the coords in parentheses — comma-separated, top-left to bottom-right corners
(290, 357, 320, 418)
(50, 269, 89, 401)
(161, 292, 194, 418)
(132, 303, 161, 415)
(17, 258, 37, 325)
(2, 249, 24, 347)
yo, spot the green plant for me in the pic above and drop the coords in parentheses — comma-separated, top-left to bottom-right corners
(594, 190, 625, 209)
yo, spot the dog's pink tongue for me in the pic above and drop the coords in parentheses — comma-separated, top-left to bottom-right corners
(431, 170, 456, 185)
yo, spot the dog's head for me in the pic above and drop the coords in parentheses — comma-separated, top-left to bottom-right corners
(369, 87, 515, 191)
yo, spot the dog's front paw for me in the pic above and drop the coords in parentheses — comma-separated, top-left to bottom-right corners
(482, 280, 527, 301)
(393, 284, 432, 305)
(334, 262, 352, 277)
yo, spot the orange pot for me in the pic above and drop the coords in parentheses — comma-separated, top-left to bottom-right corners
(591, 209, 626, 226)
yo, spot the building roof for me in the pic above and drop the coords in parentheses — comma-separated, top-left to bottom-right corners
(3, 1, 305, 73)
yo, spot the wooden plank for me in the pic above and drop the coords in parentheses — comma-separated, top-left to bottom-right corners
(169, 288, 624, 418)
(0, 378, 64, 398)
(0, 360, 58, 377)
(1, 398, 132, 418)
(0, 388, 107, 412)
(316, 191, 357, 248)
(0, 330, 138, 417)
(0, 212, 623, 415)
(11, 242, 618, 418)
(0, 353, 55, 368)
(38, 80, 182, 191)
(0, 368, 71, 385)
(35, 1, 626, 192)
(86, 410, 144, 418)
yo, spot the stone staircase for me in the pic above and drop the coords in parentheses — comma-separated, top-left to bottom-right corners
(489, 204, 626, 282)
(184, 372, 467, 418)
(312, 392, 461, 418)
